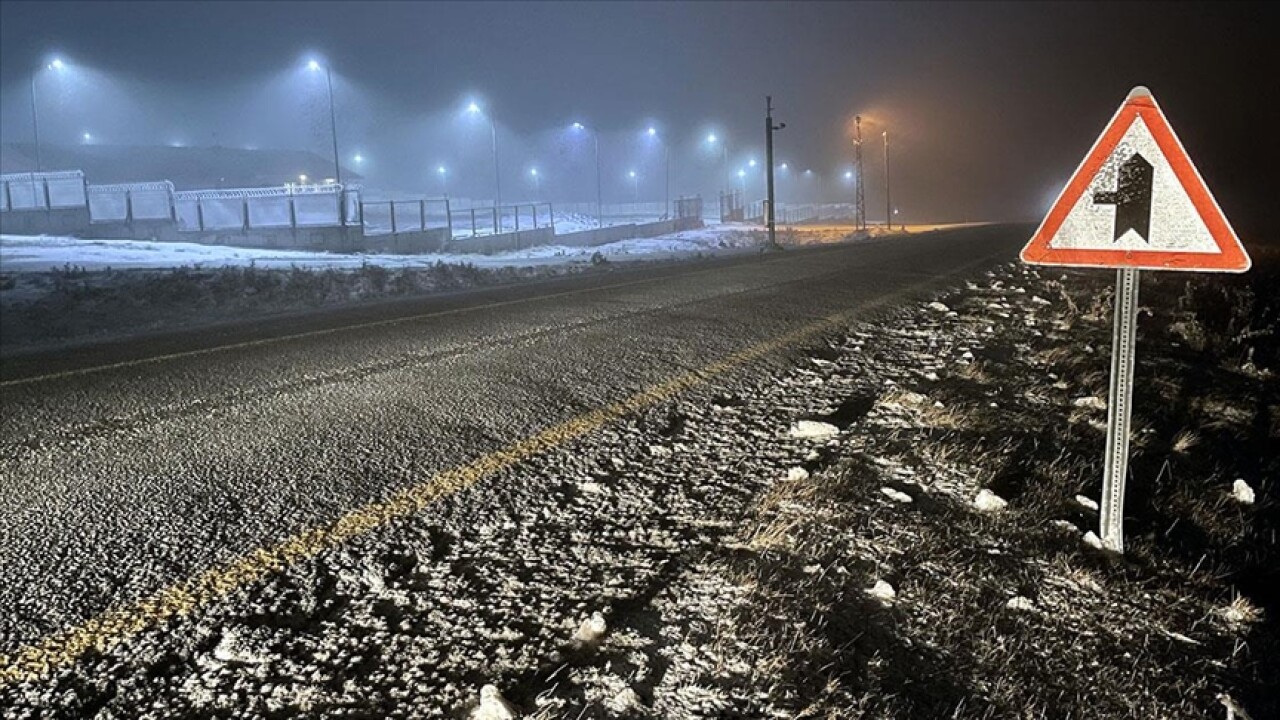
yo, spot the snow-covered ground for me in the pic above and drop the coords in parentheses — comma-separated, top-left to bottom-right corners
(0, 225, 759, 272)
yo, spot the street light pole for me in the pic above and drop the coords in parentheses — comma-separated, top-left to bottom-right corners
(665, 144, 670, 220)
(573, 123, 604, 227)
(593, 132, 602, 227)
(883, 129, 891, 229)
(324, 66, 341, 186)
(29, 69, 42, 172)
(490, 116, 501, 208)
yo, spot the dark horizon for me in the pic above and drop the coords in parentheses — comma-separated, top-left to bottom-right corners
(0, 1, 1272, 232)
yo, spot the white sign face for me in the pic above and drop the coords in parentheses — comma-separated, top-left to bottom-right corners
(1021, 86, 1250, 272)
(1049, 115, 1219, 253)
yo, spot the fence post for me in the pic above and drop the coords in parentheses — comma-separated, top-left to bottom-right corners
(390, 200, 398, 235)
(419, 199, 426, 232)
(242, 199, 249, 232)
(125, 189, 134, 228)
(492, 206, 499, 235)
(446, 197, 453, 239)
(42, 178, 51, 213)
(549, 203, 555, 235)
(471, 208, 477, 238)
(196, 199, 206, 232)
(515, 205, 521, 232)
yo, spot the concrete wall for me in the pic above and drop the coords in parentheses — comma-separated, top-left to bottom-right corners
(443, 227, 555, 255)
(0, 208, 92, 236)
(553, 216, 703, 248)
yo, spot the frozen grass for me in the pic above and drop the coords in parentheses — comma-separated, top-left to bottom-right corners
(688, 260, 1280, 718)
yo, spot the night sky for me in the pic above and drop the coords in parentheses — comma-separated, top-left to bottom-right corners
(0, 1, 1272, 233)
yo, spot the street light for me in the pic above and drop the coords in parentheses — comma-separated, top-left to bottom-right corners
(644, 125, 670, 219)
(305, 58, 342, 187)
(81, 132, 92, 143)
(529, 167, 540, 194)
(29, 55, 68, 172)
(705, 131, 729, 196)
(628, 169, 639, 202)
(465, 99, 501, 208)
(571, 121, 603, 227)
(353, 153, 364, 164)
(436, 164, 448, 195)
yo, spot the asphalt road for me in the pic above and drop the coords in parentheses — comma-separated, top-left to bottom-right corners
(0, 225, 1023, 671)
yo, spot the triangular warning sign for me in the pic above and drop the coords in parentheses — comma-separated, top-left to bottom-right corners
(1021, 86, 1250, 272)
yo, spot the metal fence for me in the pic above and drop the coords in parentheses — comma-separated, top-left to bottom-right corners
(745, 202, 859, 225)
(555, 201, 669, 226)
(361, 197, 449, 236)
(171, 183, 357, 232)
(452, 203, 554, 238)
(718, 190, 745, 222)
(87, 181, 176, 223)
(674, 195, 703, 220)
(0, 170, 88, 212)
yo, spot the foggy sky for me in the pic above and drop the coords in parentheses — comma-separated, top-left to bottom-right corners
(0, 1, 1271, 228)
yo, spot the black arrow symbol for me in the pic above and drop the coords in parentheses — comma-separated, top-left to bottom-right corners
(1093, 152, 1153, 242)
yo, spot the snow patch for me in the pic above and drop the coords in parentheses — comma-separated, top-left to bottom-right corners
(866, 580, 897, 604)
(1230, 478, 1255, 505)
(1074, 494, 1100, 512)
(472, 685, 518, 720)
(973, 489, 1008, 512)
(786, 467, 810, 482)
(880, 487, 913, 504)
(787, 420, 839, 440)
(1005, 596, 1035, 612)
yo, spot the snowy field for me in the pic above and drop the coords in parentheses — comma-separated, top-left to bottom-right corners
(0, 225, 758, 272)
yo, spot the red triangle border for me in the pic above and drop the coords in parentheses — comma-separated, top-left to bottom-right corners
(1021, 92, 1250, 273)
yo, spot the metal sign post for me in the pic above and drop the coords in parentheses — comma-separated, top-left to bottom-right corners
(1020, 86, 1251, 555)
(1100, 267, 1139, 552)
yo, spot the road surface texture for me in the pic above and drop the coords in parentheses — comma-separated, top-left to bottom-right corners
(1, 225, 1023, 717)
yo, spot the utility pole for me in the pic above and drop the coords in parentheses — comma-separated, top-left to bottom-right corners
(29, 70, 42, 173)
(664, 144, 670, 220)
(883, 129, 891, 230)
(324, 66, 341, 186)
(854, 115, 866, 231)
(489, 116, 501, 208)
(765, 95, 785, 248)
(593, 132, 602, 228)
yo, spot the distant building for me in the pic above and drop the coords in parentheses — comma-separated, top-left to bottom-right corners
(0, 143, 361, 190)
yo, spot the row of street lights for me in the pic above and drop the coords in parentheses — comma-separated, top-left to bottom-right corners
(26, 53, 893, 223)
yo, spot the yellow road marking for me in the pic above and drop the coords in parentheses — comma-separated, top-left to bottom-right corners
(0, 253, 996, 687)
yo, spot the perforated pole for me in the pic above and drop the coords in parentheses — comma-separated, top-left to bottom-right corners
(1100, 267, 1140, 553)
